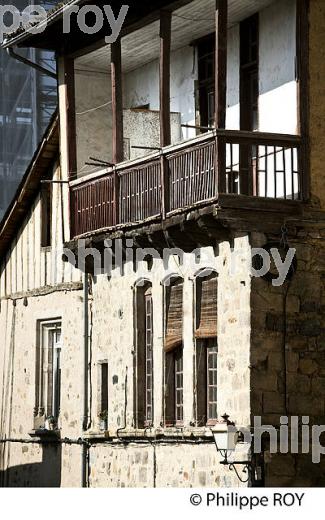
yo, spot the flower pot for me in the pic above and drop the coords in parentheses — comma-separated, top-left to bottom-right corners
(99, 419, 108, 431)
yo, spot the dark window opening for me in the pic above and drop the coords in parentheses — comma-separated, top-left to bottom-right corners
(41, 182, 52, 247)
(100, 362, 108, 415)
(240, 14, 259, 195)
(197, 35, 215, 130)
(240, 14, 259, 132)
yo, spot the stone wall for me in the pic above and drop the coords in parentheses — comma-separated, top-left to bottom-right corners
(0, 290, 84, 487)
(82, 237, 252, 487)
(88, 442, 250, 488)
(2, 218, 325, 487)
(250, 227, 325, 486)
(309, 0, 325, 207)
(89, 237, 251, 433)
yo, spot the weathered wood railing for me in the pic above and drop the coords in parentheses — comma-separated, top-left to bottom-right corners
(70, 130, 302, 237)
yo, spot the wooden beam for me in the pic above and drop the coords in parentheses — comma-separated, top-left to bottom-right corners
(215, 0, 228, 129)
(160, 10, 172, 147)
(296, 0, 310, 201)
(215, 0, 228, 195)
(111, 39, 124, 164)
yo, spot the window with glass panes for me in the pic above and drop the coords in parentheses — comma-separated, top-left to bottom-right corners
(34, 320, 62, 428)
(175, 347, 184, 423)
(135, 284, 154, 428)
(164, 278, 184, 426)
(195, 272, 218, 425)
(145, 288, 153, 425)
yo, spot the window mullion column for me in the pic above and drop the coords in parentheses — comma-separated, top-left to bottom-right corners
(182, 277, 195, 426)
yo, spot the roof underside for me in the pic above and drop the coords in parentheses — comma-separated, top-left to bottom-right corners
(76, 0, 274, 74)
(4, 0, 274, 57)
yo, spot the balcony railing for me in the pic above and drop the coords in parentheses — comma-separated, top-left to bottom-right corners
(70, 130, 302, 237)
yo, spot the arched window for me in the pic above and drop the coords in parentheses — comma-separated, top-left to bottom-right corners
(195, 271, 218, 426)
(164, 277, 184, 426)
(134, 282, 154, 428)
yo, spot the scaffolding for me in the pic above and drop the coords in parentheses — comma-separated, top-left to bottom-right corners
(0, 1, 57, 220)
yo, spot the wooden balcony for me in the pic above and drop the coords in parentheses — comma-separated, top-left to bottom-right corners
(70, 130, 302, 238)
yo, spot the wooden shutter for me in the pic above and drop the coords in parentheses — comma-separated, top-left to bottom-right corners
(164, 280, 183, 352)
(195, 273, 217, 338)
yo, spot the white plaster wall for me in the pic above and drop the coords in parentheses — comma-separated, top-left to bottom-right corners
(75, 70, 113, 177)
(123, 46, 197, 141)
(0, 162, 81, 300)
(226, 0, 297, 134)
(226, 25, 240, 130)
(259, 0, 297, 133)
(123, 109, 182, 160)
(123, 60, 160, 110)
(123, 39, 241, 138)
(170, 46, 197, 140)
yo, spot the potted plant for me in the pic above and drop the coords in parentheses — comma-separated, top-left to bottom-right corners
(98, 410, 108, 431)
(45, 415, 56, 431)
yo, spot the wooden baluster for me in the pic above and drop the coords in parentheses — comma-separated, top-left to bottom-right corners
(161, 154, 169, 220)
(114, 167, 119, 226)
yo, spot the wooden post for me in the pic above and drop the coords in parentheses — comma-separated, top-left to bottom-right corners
(59, 56, 77, 239)
(296, 0, 310, 201)
(111, 39, 124, 165)
(63, 56, 77, 180)
(160, 10, 172, 148)
(111, 39, 123, 224)
(215, 0, 228, 195)
(215, 0, 228, 129)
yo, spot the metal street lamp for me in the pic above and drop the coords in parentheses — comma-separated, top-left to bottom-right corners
(211, 413, 251, 483)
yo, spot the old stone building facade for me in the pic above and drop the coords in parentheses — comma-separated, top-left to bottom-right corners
(0, 0, 325, 487)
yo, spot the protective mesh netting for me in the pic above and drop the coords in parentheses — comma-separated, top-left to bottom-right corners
(0, 1, 57, 220)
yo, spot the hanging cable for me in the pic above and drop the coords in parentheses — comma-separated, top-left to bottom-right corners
(76, 100, 112, 116)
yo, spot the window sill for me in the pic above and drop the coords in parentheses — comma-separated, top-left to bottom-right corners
(83, 426, 214, 441)
(29, 428, 61, 439)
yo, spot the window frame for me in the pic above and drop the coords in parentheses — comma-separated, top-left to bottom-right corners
(165, 345, 184, 427)
(134, 281, 154, 429)
(194, 270, 218, 426)
(35, 319, 62, 429)
(163, 276, 184, 427)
